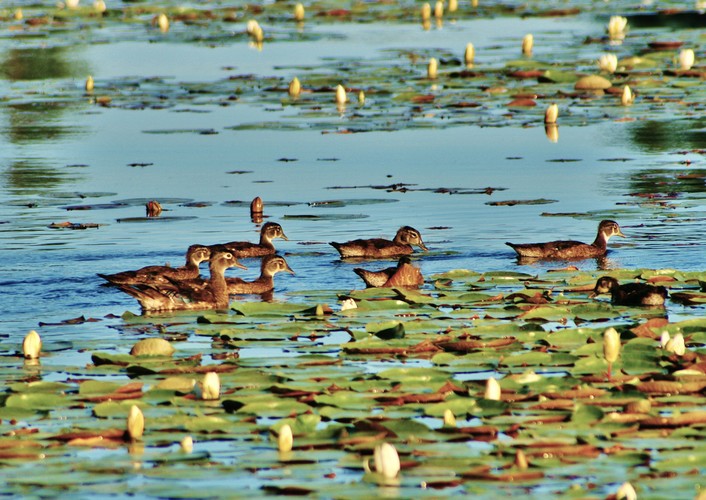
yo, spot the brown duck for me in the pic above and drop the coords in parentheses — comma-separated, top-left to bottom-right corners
(217, 222, 288, 258)
(97, 244, 215, 285)
(506, 220, 625, 260)
(591, 276, 668, 306)
(114, 248, 244, 312)
(227, 255, 295, 294)
(354, 256, 424, 288)
(330, 226, 428, 259)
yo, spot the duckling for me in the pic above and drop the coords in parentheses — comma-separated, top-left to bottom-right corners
(217, 222, 288, 258)
(330, 226, 428, 259)
(354, 256, 424, 288)
(506, 220, 625, 260)
(227, 255, 295, 295)
(114, 248, 243, 312)
(591, 276, 668, 306)
(97, 244, 215, 285)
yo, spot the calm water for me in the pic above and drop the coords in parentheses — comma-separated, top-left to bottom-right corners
(1, 15, 704, 344)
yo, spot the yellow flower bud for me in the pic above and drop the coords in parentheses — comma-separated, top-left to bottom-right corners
(127, 405, 144, 440)
(373, 442, 400, 479)
(679, 48, 695, 70)
(421, 3, 431, 21)
(335, 84, 347, 105)
(522, 34, 533, 56)
(293, 3, 305, 22)
(544, 103, 558, 124)
(22, 330, 42, 359)
(616, 481, 637, 500)
(598, 53, 618, 73)
(180, 436, 193, 453)
(288, 77, 301, 98)
(85, 75, 94, 92)
(603, 327, 621, 363)
(427, 57, 438, 79)
(448, 0, 458, 12)
(434, 0, 444, 18)
(442, 408, 456, 427)
(621, 85, 633, 106)
(157, 13, 169, 33)
(201, 371, 220, 400)
(278, 424, 293, 453)
(484, 377, 501, 400)
(464, 43, 475, 66)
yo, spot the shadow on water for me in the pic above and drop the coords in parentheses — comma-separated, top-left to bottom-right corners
(0, 46, 88, 81)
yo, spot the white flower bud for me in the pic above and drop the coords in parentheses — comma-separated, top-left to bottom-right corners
(201, 371, 220, 400)
(484, 377, 501, 400)
(603, 327, 621, 363)
(127, 405, 144, 440)
(22, 330, 42, 360)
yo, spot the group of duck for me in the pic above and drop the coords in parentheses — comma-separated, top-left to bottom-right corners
(100, 219, 668, 313)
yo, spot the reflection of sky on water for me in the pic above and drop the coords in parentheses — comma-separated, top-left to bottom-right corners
(0, 14, 704, 337)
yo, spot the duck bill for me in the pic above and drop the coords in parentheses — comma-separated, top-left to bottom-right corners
(285, 265, 295, 275)
(418, 242, 429, 252)
(616, 229, 626, 238)
(280, 232, 289, 241)
(233, 260, 248, 270)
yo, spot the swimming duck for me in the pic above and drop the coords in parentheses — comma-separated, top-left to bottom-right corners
(217, 222, 288, 258)
(330, 226, 428, 259)
(227, 255, 295, 295)
(354, 256, 424, 288)
(97, 244, 216, 285)
(591, 276, 668, 306)
(114, 248, 243, 312)
(506, 220, 625, 260)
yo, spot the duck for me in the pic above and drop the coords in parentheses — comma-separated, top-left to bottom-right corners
(506, 220, 625, 260)
(330, 226, 428, 259)
(159, 255, 295, 296)
(354, 256, 424, 288)
(97, 244, 216, 285)
(591, 276, 668, 306)
(113, 248, 244, 312)
(227, 255, 295, 295)
(216, 222, 288, 258)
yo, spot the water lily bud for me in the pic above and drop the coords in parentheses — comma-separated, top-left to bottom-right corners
(22, 330, 42, 359)
(603, 327, 621, 363)
(616, 481, 637, 500)
(522, 34, 533, 56)
(544, 103, 558, 124)
(484, 377, 501, 400)
(448, 0, 458, 12)
(442, 408, 456, 427)
(608, 16, 628, 40)
(421, 3, 431, 21)
(293, 3, 305, 22)
(679, 48, 695, 70)
(288, 77, 301, 98)
(94, 0, 106, 14)
(340, 298, 357, 311)
(14, 8, 23, 20)
(127, 405, 144, 440)
(598, 53, 618, 73)
(427, 57, 438, 79)
(358, 90, 365, 105)
(514, 449, 528, 470)
(85, 75, 94, 92)
(659, 331, 670, 349)
(180, 436, 193, 453)
(157, 13, 169, 33)
(201, 371, 220, 400)
(471, 0, 478, 6)
(373, 442, 400, 479)
(66, 0, 80, 8)
(434, 0, 444, 18)
(621, 84, 633, 106)
(464, 43, 475, 66)
(666, 333, 686, 356)
(335, 84, 347, 105)
(278, 424, 293, 453)
(246, 19, 260, 36)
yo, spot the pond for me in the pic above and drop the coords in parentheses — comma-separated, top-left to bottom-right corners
(0, 1, 705, 498)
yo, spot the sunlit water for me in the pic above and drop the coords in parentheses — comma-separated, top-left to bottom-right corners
(1, 16, 704, 352)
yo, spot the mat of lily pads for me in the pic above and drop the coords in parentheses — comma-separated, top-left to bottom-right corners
(2, 267, 705, 498)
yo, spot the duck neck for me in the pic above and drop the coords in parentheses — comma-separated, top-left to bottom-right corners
(208, 263, 229, 305)
(258, 233, 274, 249)
(592, 231, 608, 250)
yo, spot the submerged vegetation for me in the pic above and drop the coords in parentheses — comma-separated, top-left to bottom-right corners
(1, 0, 705, 498)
